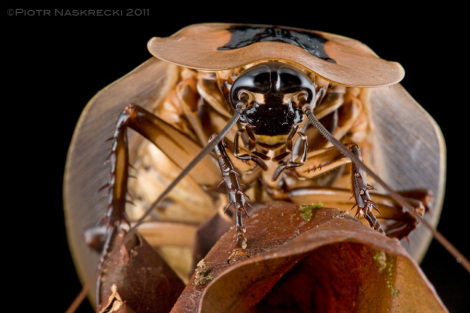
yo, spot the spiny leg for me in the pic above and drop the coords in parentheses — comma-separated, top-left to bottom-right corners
(99, 106, 133, 261)
(349, 143, 384, 233)
(284, 186, 427, 239)
(100, 104, 218, 260)
(293, 142, 385, 233)
(302, 104, 385, 232)
(272, 127, 308, 181)
(211, 134, 251, 263)
(102, 101, 245, 256)
(233, 128, 268, 170)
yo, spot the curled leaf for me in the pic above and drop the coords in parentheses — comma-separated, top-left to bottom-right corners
(97, 231, 185, 313)
(172, 201, 448, 313)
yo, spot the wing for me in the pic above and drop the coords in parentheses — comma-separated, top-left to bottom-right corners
(368, 84, 446, 262)
(63, 58, 221, 295)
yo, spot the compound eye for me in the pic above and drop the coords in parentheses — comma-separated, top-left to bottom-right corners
(252, 72, 271, 92)
(279, 72, 303, 92)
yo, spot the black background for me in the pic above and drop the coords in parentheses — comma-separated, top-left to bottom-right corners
(4, 3, 469, 312)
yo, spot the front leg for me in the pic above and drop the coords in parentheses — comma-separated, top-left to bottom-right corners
(233, 129, 268, 170)
(210, 134, 251, 263)
(272, 128, 308, 181)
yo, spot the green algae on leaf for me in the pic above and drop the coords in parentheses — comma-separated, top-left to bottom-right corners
(299, 202, 322, 221)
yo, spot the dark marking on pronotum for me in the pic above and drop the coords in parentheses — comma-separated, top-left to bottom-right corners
(218, 25, 336, 63)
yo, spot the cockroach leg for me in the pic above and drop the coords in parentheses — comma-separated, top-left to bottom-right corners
(233, 129, 268, 170)
(227, 245, 250, 264)
(302, 105, 384, 233)
(272, 128, 308, 181)
(98, 106, 134, 261)
(349, 143, 384, 233)
(210, 134, 251, 262)
(100, 103, 195, 259)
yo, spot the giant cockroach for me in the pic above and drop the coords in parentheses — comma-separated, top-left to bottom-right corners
(63, 23, 468, 312)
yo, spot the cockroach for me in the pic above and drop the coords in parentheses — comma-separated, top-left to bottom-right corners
(63, 23, 469, 311)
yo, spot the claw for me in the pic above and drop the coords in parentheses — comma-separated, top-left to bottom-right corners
(227, 227, 249, 264)
(227, 247, 250, 264)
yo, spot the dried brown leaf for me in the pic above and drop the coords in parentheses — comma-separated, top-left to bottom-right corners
(192, 209, 232, 268)
(172, 201, 448, 313)
(97, 231, 185, 313)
